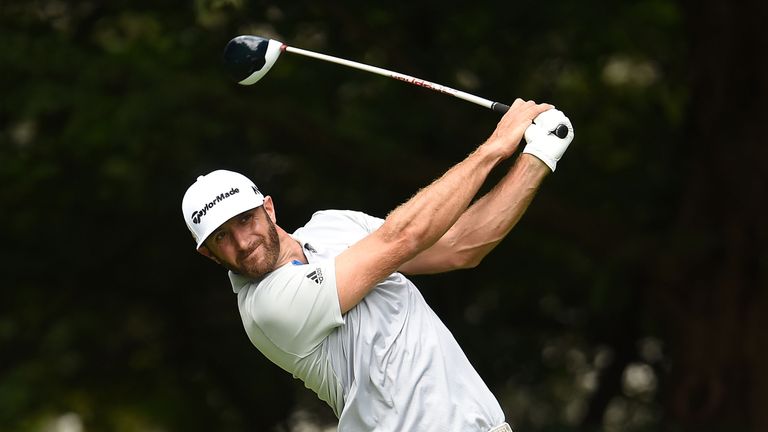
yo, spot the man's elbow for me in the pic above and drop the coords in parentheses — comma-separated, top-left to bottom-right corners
(378, 224, 425, 262)
(453, 239, 502, 269)
(452, 249, 485, 270)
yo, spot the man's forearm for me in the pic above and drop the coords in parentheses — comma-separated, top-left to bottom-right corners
(443, 153, 550, 266)
(378, 143, 505, 258)
(379, 98, 558, 258)
(334, 142, 508, 313)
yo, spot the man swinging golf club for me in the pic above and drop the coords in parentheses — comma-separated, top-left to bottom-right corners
(182, 99, 573, 431)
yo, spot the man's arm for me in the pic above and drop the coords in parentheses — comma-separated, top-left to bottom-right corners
(400, 108, 575, 275)
(399, 153, 549, 275)
(334, 99, 553, 313)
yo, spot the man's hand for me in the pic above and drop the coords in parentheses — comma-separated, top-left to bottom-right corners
(523, 109, 574, 171)
(484, 99, 554, 160)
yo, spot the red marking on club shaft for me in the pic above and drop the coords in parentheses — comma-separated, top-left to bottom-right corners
(392, 75, 452, 95)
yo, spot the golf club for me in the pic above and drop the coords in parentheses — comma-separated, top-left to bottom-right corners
(222, 35, 569, 138)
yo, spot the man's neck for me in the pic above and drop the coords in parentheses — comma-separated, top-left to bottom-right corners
(276, 228, 308, 266)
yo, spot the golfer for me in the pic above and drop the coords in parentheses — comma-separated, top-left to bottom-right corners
(181, 98, 573, 432)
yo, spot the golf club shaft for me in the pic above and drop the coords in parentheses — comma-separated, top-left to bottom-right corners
(283, 45, 510, 114)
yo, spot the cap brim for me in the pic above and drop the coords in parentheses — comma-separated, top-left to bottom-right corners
(194, 200, 264, 249)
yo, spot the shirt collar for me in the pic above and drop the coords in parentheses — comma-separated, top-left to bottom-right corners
(229, 271, 253, 294)
(289, 233, 319, 260)
(229, 235, 319, 294)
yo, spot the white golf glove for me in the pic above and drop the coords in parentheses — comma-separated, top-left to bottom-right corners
(523, 109, 574, 172)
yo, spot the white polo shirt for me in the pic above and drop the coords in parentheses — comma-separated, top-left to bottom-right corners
(230, 210, 505, 431)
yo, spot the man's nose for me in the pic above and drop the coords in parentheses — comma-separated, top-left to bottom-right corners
(231, 229, 250, 250)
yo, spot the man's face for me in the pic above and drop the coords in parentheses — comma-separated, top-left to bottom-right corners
(202, 206, 280, 279)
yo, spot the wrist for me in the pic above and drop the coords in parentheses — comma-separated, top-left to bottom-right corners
(517, 153, 552, 179)
(477, 137, 514, 165)
(521, 144, 557, 172)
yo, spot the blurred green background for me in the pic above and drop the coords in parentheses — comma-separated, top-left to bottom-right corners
(2, 0, 766, 431)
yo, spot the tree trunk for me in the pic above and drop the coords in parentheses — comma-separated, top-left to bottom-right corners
(654, 1, 768, 430)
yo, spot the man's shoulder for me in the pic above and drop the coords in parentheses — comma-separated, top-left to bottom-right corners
(307, 209, 376, 223)
(236, 263, 322, 307)
(254, 263, 309, 289)
(230, 262, 307, 295)
(300, 209, 384, 233)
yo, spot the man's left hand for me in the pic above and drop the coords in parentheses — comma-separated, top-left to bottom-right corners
(522, 109, 575, 172)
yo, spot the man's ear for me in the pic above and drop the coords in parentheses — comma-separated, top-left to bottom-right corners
(197, 245, 221, 264)
(263, 195, 276, 223)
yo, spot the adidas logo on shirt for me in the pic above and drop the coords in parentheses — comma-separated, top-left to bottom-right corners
(306, 268, 324, 284)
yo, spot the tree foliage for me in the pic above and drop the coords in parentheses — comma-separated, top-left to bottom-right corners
(1, 1, 765, 431)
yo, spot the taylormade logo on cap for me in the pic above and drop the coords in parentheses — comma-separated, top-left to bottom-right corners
(191, 187, 240, 224)
(181, 170, 265, 249)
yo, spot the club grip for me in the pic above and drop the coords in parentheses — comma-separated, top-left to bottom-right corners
(491, 102, 510, 114)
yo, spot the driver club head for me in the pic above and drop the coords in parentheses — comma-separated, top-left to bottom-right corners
(223, 35, 284, 85)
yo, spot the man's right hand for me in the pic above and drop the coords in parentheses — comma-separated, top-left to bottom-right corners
(483, 98, 554, 160)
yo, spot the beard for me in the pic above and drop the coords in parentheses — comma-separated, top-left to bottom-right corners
(218, 211, 281, 279)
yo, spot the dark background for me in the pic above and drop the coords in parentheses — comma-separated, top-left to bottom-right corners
(2, 1, 766, 431)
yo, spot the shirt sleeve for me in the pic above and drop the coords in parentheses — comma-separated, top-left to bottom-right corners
(241, 260, 344, 357)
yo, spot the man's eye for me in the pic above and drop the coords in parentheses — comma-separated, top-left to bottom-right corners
(239, 214, 252, 224)
(214, 232, 227, 242)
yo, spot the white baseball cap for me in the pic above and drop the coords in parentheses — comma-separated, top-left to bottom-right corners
(182, 170, 265, 249)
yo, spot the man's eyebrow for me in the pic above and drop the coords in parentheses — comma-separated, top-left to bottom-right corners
(236, 208, 255, 218)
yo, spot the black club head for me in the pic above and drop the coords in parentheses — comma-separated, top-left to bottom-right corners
(222, 36, 283, 85)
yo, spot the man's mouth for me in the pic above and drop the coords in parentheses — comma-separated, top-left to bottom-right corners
(238, 244, 261, 265)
